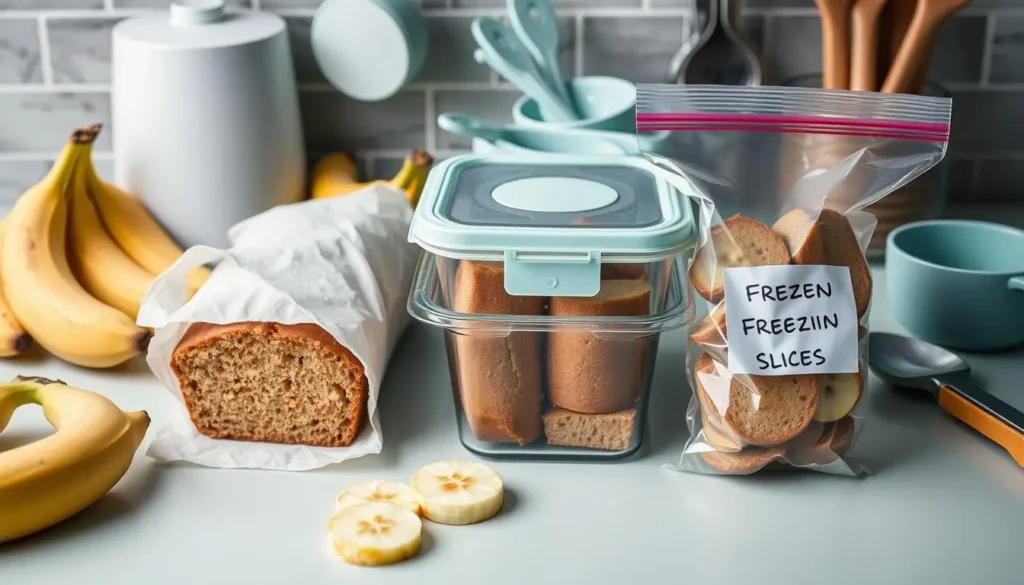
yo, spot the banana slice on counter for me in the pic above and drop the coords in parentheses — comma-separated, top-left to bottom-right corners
(328, 502, 422, 566)
(411, 460, 504, 525)
(336, 480, 425, 515)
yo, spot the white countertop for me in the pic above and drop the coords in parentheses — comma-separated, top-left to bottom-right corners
(1, 265, 1023, 584)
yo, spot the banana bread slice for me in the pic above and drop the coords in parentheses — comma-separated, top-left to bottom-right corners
(542, 407, 636, 451)
(171, 321, 368, 447)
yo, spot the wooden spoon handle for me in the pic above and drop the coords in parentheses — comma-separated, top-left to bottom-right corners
(816, 0, 855, 89)
(850, 0, 889, 91)
(938, 386, 1024, 468)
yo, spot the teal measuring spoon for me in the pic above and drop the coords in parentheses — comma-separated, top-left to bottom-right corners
(471, 16, 577, 122)
(437, 113, 629, 155)
(507, 0, 576, 114)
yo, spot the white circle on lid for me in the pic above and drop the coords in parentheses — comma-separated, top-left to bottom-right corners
(491, 177, 620, 213)
(311, 0, 411, 102)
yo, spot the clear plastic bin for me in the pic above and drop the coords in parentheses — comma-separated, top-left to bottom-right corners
(406, 154, 698, 460)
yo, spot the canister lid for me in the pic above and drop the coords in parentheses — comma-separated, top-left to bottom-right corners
(113, 0, 284, 50)
(408, 154, 696, 297)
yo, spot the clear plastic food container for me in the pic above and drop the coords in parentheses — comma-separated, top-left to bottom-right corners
(407, 153, 697, 460)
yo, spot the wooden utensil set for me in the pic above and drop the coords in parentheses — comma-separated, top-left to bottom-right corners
(816, 0, 970, 94)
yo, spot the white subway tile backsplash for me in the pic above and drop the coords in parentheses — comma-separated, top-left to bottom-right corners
(762, 15, 820, 84)
(0, 160, 50, 207)
(0, 19, 42, 84)
(924, 16, 987, 84)
(48, 17, 121, 84)
(0, 92, 111, 152)
(990, 16, 1024, 84)
(260, 0, 321, 8)
(975, 158, 1024, 201)
(0, 0, 103, 8)
(418, 16, 491, 83)
(299, 90, 426, 151)
(451, 0, 641, 7)
(949, 89, 1024, 153)
(582, 16, 685, 82)
(0, 0, 1017, 200)
(113, 0, 250, 7)
(283, 16, 325, 83)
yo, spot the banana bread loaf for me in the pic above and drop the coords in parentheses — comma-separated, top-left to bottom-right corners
(171, 321, 367, 447)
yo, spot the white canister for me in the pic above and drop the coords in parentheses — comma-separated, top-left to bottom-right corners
(112, 0, 305, 249)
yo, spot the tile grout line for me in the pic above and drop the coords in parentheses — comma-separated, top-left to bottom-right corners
(575, 14, 584, 78)
(103, 0, 114, 9)
(979, 12, 997, 85)
(251, 0, 262, 10)
(37, 16, 54, 86)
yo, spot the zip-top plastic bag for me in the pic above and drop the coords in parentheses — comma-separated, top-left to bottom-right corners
(636, 85, 951, 476)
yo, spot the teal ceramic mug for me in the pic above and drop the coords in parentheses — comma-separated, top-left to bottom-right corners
(886, 220, 1024, 351)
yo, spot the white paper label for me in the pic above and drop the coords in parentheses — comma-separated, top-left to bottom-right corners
(723, 265, 859, 376)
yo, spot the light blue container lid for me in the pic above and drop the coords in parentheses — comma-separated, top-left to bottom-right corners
(408, 153, 696, 297)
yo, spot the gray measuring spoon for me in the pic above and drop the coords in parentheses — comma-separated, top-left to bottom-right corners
(673, 0, 762, 86)
(868, 332, 1024, 467)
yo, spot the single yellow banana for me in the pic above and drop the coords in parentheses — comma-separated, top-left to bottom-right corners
(0, 376, 150, 544)
(84, 161, 209, 294)
(310, 153, 360, 200)
(0, 218, 32, 357)
(66, 144, 156, 320)
(0, 127, 151, 368)
(311, 149, 434, 207)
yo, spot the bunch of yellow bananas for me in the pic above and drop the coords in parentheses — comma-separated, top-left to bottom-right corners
(0, 376, 150, 544)
(0, 125, 210, 368)
(311, 148, 434, 208)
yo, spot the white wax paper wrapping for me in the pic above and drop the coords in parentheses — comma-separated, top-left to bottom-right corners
(136, 184, 419, 471)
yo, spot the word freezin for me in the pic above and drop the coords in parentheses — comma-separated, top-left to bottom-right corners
(741, 280, 840, 371)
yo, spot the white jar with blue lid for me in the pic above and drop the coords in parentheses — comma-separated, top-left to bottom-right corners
(407, 153, 697, 461)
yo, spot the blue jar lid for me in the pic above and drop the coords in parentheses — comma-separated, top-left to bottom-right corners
(408, 153, 696, 297)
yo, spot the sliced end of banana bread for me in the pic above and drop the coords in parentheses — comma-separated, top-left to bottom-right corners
(171, 321, 368, 447)
(542, 407, 636, 451)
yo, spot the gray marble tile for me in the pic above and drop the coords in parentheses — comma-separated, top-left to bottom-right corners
(948, 89, 1024, 153)
(284, 16, 324, 84)
(114, 0, 250, 7)
(417, 16, 489, 83)
(975, 158, 1024, 201)
(921, 16, 986, 85)
(990, 16, 1024, 84)
(0, 19, 42, 84)
(298, 90, 426, 151)
(582, 17, 685, 83)
(762, 15, 820, 84)
(451, 0, 641, 7)
(0, 93, 112, 152)
(433, 88, 520, 150)
(0, 0, 103, 8)
(49, 18, 122, 85)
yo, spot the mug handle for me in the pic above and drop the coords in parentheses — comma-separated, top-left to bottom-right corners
(1009, 276, 1024, 292)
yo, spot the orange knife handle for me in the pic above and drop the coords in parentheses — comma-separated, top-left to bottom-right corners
(938, 386, 1024, 467)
